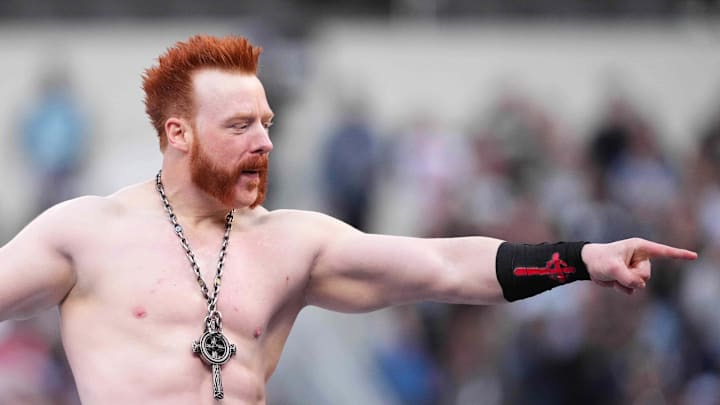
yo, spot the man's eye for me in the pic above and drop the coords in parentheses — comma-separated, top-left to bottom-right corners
(231, 123, 249, 130)
(263, 122, 274, 130)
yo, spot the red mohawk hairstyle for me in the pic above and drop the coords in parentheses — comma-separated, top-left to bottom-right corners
(142, 35, 262, 150)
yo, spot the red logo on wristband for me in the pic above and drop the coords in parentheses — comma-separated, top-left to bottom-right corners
(513, 252, 576, 283)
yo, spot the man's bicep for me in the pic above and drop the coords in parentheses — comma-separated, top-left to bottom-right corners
(306, 229, 449, 312)
(0, 210, 76, 321)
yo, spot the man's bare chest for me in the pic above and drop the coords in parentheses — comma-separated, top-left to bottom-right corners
(67, 216, 312, 339)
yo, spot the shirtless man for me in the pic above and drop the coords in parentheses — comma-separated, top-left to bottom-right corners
(0, 35, 697, 404)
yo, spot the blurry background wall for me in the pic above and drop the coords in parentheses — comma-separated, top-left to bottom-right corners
(1, 2, 720, 404)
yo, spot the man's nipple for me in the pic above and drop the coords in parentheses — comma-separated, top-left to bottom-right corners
(132, 306, 148, 319)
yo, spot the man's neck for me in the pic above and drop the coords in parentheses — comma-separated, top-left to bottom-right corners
(158, 163, 233, 229)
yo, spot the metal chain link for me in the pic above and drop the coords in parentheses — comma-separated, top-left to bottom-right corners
(155, 170, 235, 332)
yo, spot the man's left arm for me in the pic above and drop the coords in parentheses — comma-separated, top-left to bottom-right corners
(304, 216, 697, 312)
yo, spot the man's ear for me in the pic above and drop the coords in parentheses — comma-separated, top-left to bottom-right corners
(164, 117, 192, 153)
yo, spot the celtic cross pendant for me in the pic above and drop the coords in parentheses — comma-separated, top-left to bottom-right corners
(192, 331, 237, 399)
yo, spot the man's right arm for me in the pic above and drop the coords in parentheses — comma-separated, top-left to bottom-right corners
(0, 202, 77, 321)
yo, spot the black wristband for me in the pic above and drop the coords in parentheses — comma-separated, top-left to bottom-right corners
(496, 241, 590, 302)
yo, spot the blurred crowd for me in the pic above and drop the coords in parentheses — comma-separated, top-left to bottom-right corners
(317, 90, 720, 405)
(1, 42, 719, 405)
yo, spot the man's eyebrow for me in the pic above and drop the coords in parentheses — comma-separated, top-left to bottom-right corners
(222, 112, 252, 122)
(222, 111, 274, 123)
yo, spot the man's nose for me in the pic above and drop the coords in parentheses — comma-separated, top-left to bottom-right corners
(251, 127, 273, 154)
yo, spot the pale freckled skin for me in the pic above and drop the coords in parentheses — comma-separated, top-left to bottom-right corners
(253, 234, 272, 248)
(52, 196, 313, 404)
(149, 277, 165, 295)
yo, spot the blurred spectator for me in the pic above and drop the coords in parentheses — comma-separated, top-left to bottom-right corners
(18, 66, 89, 214)
(321, 100, 379, 230)
(484, 92, 549, 191)
(591, 97, 679, 237)
(682, 373, 720, 405)
(589, 97, 633, 174)
(375, 305, 442, 405)
(0, 314, 80, 404)
(465, 92, 572, 242)
(696, 114, 720, 243)
(458, 130, 516, 238)
(384, 115, 473, 237)
(439, 306, 502, 405)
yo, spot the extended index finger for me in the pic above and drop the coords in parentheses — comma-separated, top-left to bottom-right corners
(635, 239, 698, 260)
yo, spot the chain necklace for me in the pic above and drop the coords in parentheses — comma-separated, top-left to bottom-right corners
(155, 170, 237, 400)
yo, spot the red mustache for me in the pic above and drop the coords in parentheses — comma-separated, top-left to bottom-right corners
(235, 154, 269, 174)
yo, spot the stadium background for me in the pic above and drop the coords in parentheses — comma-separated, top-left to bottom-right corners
(0, 1, 719, 404)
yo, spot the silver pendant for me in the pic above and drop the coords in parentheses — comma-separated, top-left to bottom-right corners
(192, 331, 237, 399)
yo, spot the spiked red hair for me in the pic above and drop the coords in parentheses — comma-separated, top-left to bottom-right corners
(142, 35, 262, 150)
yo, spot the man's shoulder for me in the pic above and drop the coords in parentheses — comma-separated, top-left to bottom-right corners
(17, 195, 119, 250)
(43, 195, 117, 221)
(42, 181, 152, 224)
(105, 180, 156, 209)
(261, 208, 339, 225)
(258, 208, 357, 235)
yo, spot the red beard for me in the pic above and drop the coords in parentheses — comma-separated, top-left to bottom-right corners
(189, 139, 268, 209)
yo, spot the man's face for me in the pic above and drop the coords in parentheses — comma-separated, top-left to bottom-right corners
(188, 69, 274, 209)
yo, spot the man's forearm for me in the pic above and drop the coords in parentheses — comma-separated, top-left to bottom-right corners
(433, 236, 507, 305)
